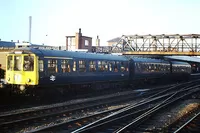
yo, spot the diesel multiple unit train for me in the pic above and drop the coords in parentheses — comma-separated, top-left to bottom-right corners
(5, 48, 191, 93)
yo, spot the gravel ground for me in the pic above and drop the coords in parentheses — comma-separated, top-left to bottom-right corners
(17, 104, 129, 133)
(136, 99, 200, 132)
(0, 89, 138, 115)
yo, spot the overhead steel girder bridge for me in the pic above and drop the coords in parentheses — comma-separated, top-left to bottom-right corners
(111, 34, 200, 56)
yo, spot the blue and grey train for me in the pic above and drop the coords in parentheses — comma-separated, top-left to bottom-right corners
(5, 48, 191, 92)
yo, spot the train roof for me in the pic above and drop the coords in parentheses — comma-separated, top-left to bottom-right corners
(171, 61, 191, 65)
(130, 57, 169, 64)
(0, 41, 15, 47)
(165, 56, 200, 63)
(10, 48, 128, 61)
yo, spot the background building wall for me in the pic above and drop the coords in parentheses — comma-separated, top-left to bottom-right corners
(66, 28, 92, 51)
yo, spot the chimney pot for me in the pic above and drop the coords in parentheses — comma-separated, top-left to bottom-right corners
(79, 28, 81, 33)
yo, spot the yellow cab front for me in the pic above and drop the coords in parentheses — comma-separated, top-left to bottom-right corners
(6, 53, 38, 86)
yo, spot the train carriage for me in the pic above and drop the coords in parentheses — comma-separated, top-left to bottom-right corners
(130, 57, 171, 81)
(6, 48, 129, 91)
(170, 61, 191, 81)
(5, 47, 192, 94)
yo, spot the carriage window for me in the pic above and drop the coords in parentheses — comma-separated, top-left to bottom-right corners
(24, 55, 34, 71)
(125, 62, 129, 72)
(89, 61, 96, 72)
(39, 60, 44, 72)
(73, 61, 76, 72)
(7, 55, 13, 70)
(14, 56, 22, 71)
(120, 62, 125, 72)
(109, 62, 112, 72)
(103, 61, 108, 72)
(79, 60, 86, 72)
(48, 59, 57, 73)
(114, 61, 118, 72)
(98, 61, 104, 72)
(166, 64, 170, 72)
(136, 63, 141, 72)
(61, 60, 70, 73)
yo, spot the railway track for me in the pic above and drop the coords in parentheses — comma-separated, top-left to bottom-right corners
(0, 80, 199, 132)
(28, 81, 199, 133)
(31, 91, 175, 132)
(0, 84, 175, 133)
(69, 83, 200, 133)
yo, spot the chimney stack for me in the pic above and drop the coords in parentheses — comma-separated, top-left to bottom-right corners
(79, 28, 81, 33)
(17, 40, 19, 43)
(77, 28, 82, 49)
(96, 35, 100, 46)
(29, 16, 32, 43)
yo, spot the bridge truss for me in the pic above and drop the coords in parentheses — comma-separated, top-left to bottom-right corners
(111, 34, 200, 55)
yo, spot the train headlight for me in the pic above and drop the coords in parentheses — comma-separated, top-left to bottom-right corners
(19, 85, 25, 91)
(27, 78, 31, 83)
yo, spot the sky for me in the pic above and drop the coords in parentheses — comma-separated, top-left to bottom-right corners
(0, 0, 200, 46)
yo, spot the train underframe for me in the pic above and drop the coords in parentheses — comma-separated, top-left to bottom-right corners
(3, 73, 190, 96)
(4, 80, 130, 96)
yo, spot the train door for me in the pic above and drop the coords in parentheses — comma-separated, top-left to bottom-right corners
(129, 59, 134, 80)
(6, 54, 14, 84)
(38, 58, 44, 84)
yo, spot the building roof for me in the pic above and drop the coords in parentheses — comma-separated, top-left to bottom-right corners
(164, 56, 200, 63)
(65, 36, 75, 38)
(82, 36, 92, 39)
(107, 37, 121, 42)
(0, 41, 15, 47)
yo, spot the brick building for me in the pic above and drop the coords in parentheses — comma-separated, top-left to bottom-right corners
(66, 28, 92, 51)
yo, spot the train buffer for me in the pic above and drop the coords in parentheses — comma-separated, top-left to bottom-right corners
(0, 79, 6, 88)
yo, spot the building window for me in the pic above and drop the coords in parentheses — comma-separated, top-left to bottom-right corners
(85, 40, 89, 46)
(79, 60, 86, 72)
(61, 60, 70, 73)
(48, 59, 57, 73)
(89, 60, 96, 72)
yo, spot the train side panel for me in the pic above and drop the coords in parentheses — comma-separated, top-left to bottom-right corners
(170, 61, 191, 81)
(130, 57, 170, 82)
(37, 58, 129, 87)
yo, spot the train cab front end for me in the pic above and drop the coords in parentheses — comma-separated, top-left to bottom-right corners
(6, 51, 38, 91)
